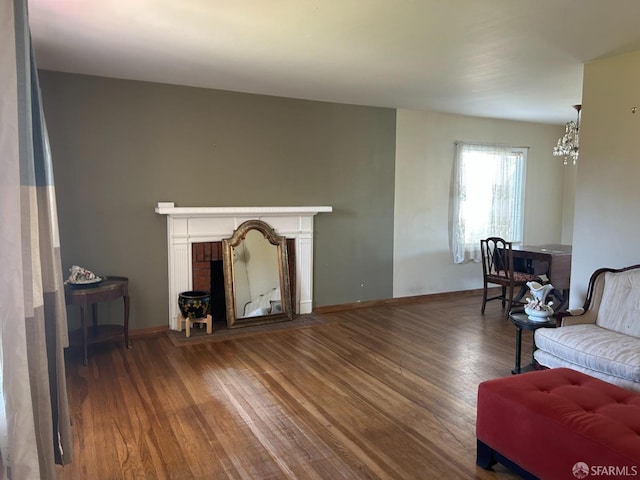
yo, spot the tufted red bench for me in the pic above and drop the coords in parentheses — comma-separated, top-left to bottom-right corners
(476, 368, 640, 479)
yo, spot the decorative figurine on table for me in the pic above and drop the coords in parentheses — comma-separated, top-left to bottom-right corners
(524, 281, 554, 321)
(65, 265, 103, 287)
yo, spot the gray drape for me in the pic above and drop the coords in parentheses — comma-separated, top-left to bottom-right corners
(1, 0, 73, 478)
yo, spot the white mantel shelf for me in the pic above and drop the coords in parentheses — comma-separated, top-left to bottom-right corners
(155, 203, 332, 217)
(155, 202, 332, 329)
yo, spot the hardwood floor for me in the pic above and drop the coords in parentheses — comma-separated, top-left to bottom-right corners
(57, 292, 529, 479)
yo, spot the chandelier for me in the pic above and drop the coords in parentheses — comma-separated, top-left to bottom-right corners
(553, 105, 581, 165)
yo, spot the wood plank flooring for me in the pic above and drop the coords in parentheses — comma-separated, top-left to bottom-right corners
(57, 292, 530, 479)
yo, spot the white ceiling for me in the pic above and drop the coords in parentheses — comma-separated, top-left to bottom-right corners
(27, 0, 640, 124)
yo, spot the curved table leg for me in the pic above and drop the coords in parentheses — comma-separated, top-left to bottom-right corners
(80, 306, 88, 366)
(123, 294, 131, 348)
(511, 326, 522, 375)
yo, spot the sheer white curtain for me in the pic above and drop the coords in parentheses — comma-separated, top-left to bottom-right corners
(1, 0, 72, 478)
(451, 142, 525, 264)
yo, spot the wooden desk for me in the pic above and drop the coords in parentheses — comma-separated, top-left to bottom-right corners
(512, 244, 572, 310)
(65, 276, 130, 365)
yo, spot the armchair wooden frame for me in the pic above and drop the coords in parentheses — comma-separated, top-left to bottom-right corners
(554, 264, 640, 326)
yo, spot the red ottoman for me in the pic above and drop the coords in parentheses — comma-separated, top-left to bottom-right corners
(476, 368, 640, 479)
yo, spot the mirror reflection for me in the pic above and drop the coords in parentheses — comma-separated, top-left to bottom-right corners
(233, 229, 281, 318)
(222, 220, 293, 328)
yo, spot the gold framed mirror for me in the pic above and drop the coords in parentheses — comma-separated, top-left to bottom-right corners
(222, 220, 293, 328)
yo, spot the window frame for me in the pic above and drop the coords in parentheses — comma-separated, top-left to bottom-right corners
(451, 142, 527, 263)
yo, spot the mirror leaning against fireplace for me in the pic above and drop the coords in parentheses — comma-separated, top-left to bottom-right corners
(222, 219, 293, 328)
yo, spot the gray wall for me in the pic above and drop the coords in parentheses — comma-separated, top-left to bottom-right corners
(39, 71, 396, 330)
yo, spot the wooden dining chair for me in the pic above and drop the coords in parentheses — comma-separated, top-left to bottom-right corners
(480, 237, 543, 319)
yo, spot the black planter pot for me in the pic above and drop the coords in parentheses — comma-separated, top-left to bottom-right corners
(178, 291, 210, 319)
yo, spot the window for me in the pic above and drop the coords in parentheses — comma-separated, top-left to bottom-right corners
(451, 142, 526, 264)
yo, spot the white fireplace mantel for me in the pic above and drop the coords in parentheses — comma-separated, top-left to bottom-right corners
(155, 202, 332, 329)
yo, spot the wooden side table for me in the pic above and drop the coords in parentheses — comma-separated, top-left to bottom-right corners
(509, 309, 556, 374)
(65, 276, 130, 365)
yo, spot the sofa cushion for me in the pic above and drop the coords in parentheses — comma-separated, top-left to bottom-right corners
(597, 269, 640, 337)
(535, 324, 640, 382)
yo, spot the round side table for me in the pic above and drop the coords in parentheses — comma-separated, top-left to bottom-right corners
(509, 309, 556, 374)
(65, 276, 130, 365)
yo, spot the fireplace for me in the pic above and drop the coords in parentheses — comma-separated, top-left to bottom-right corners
(155, 203, 331, 329)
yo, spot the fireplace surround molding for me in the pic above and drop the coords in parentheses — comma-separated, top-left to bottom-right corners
(155, 202, 332, 329)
